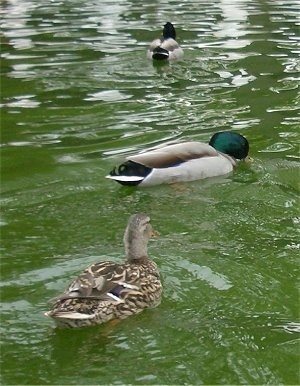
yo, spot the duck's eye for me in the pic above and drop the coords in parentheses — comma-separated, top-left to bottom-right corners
(140, 218, 150, 228)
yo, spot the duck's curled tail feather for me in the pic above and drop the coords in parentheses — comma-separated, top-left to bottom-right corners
(107, 161, 151, 186)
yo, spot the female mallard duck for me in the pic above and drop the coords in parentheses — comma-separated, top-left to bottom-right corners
(45, 214, 162, 328)
(147, 22, 183, 61)
(106, 131, 249, 187)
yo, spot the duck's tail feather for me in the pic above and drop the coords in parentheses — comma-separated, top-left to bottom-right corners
(152, 47, 169, 60)
(45, 311, 95, 320)
(106, 175, 144, 183)
(106, 161, 151, 186)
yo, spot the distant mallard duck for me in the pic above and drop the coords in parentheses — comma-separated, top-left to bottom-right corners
(106, 131, 249, 187)
(147, 22, 184, 61)
(45, 214, 162, 328)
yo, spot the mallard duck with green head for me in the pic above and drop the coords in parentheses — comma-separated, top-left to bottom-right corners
(45, 214, 162, 328)
(147, 22, 184, 61)
(106, 131, 249, 187)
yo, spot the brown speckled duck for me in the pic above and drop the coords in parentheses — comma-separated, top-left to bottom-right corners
(45, 213, 162, 328)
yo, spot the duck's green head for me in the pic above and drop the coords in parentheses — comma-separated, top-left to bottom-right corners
(163, 22, 176, 40)
(209, 131, 249, 160)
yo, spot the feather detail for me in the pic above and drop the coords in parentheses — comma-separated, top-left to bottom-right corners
(127, 142, 218, 169)
(46, 311, 95, 320)
(106, 175, 144, 182)
(106, 293, 124, 302)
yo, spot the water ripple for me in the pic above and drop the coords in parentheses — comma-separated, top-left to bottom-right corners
(1, 1, 299, 385)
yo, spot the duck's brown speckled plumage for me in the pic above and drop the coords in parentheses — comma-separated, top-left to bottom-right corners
(45, 214, 162, 328)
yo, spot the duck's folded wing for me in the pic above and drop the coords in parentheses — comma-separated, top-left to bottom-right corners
(53, 262, 130, 302)
(161, 38, 180, 51)
(148, 38, 163, 51)
(127, 142, 218, 169)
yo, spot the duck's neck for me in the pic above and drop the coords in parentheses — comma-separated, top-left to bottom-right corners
(163, 23, 176, 40)
(125, 239, 148, 261)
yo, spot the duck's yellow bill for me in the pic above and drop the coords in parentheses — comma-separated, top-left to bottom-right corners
(151, 230, 160, 237)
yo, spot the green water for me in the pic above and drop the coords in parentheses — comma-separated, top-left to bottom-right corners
(1, 0, 299, 384)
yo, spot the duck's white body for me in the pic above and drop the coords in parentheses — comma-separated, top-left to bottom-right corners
(147, 38, 184, 61)
(137, 155, 234, 187)
(106, 142, 236, 187)
(147, 22, 183, 61)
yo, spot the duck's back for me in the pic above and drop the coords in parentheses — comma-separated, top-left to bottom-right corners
(128, 142, 219, 168)
(45, 259, 162, 327)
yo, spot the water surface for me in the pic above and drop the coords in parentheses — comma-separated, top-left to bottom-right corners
(1, 0, 299, 384)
